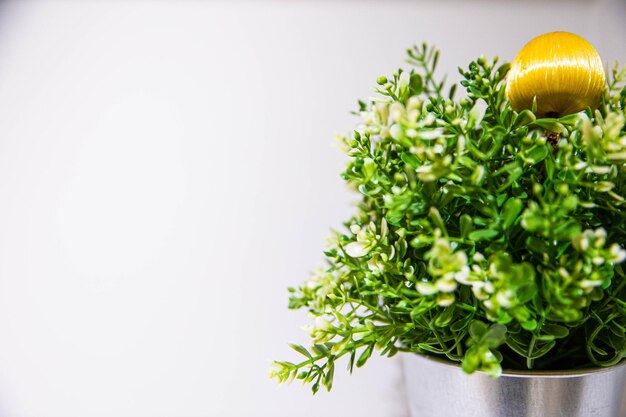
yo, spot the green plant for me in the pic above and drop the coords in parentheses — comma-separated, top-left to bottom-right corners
(271, 43, 626, 393)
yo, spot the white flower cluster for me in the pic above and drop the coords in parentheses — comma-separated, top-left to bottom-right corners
(358, 102, 390, 138)
(344, 219, 389, 259)
(304, 268, 340, 312)
(573, 228, 626, 262)
(582, 112, 626, 162)
(599, 112, 626, 160)
(416, 234, 469, 307)
(460, 253, 520, 317)
(301, 313, 335, 344)
(415, 235, 529, 319)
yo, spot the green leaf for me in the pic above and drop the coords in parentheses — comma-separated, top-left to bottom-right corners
(525, 145, 549, 164)
(512, 109, 536, 129)
(506, 336, 530, 357)
(323, 360, 335, 391)
(311, 344, 330, 356)
(501, 197, 523, 229)
(468, 229, 499, 241)
(418, 343, 445, 354)
(401, 152, 421, 169)
(522, 216, 549, 234)
(529, 341, 556, 359)
(289, 343, 313, 359)
(496, 62, 511, 81)
(460, 214, 473, 239)
(356, 344, 374, 368)
(544, 156, 555, 180)
(532, 119, 566, 134)
(461, 346, 481, 373)
(525, 237, 549, 258)
(469, 321, 488, 340)
(428, 207, 447, 233)
(362, 158, 377, 180)
(409, 73, 423, 96)
(484, 324, 507, 347)
(434, 305, 456, 327)
(558, 113, 580, 126)
(448, 83, 457, 100)
(521, 319, 538, 331)
(450, 317, 471, 333)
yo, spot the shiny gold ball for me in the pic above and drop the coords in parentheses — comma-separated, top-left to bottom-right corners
(505, 32, 606, 118)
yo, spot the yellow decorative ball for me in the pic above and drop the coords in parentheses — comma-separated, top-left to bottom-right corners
(505, 32, 606, 118)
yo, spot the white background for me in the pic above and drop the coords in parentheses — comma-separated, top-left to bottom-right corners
(0, 1, 624, 416)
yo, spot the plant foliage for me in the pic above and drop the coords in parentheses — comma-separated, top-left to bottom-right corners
(271, 44, 626, 393)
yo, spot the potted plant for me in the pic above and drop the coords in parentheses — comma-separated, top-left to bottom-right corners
(272, 32, 626, 416)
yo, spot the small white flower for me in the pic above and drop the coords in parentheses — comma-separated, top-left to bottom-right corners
(345, 241, 370, 258)
(398, 71, 410, 92)
(374, 102, 388, 122)
(437, 293, 455, 307)
(315, 317, 332, 331)
(473, 165, 485, 184)
(594, 228, 607, 247)
(417, 282, 438, 295)
(589, 165, 611, 174)
(436, 278, 458, 293)
(422, 113, 435, 126)
(360, 111, 374, 125)
(610, 244, 626, 263)
(389, 124, 403, 140)
(574, 161, 588, 170)
(367, 257, 385, 273)
(415, 128, 444, 140)
(607, 151, 626, 160)
(496, 291, 513, 308)
(472, 285, 489, 301)
(454, 266, 471, 284)
(473, 252, 485, 262)
(380, 126, 391, 139)
(407, 110, 420, 123)
(407, 96, 421, 111)
(592, 257, 605, 266)
(389, 102, 405, 122)
(580, 279, 602, 289)
(380, 218, 388, 238)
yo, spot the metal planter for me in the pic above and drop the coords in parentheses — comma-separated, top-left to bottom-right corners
(402, 353, 626, 417)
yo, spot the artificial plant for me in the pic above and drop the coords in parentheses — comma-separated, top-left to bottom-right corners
(272, 32, 626, 393)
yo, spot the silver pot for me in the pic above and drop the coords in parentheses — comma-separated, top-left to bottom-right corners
(402, 353, 626, 417)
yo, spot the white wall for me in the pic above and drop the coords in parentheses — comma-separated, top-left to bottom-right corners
(0, 1, 623, 416)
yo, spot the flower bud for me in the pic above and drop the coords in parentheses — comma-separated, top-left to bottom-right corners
(506, 32, 606, 117)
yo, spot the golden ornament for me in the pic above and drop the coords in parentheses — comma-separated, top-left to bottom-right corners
(505, 32, 606, 117)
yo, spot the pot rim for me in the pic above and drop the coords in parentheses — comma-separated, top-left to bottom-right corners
(403, 352, 626, 379)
